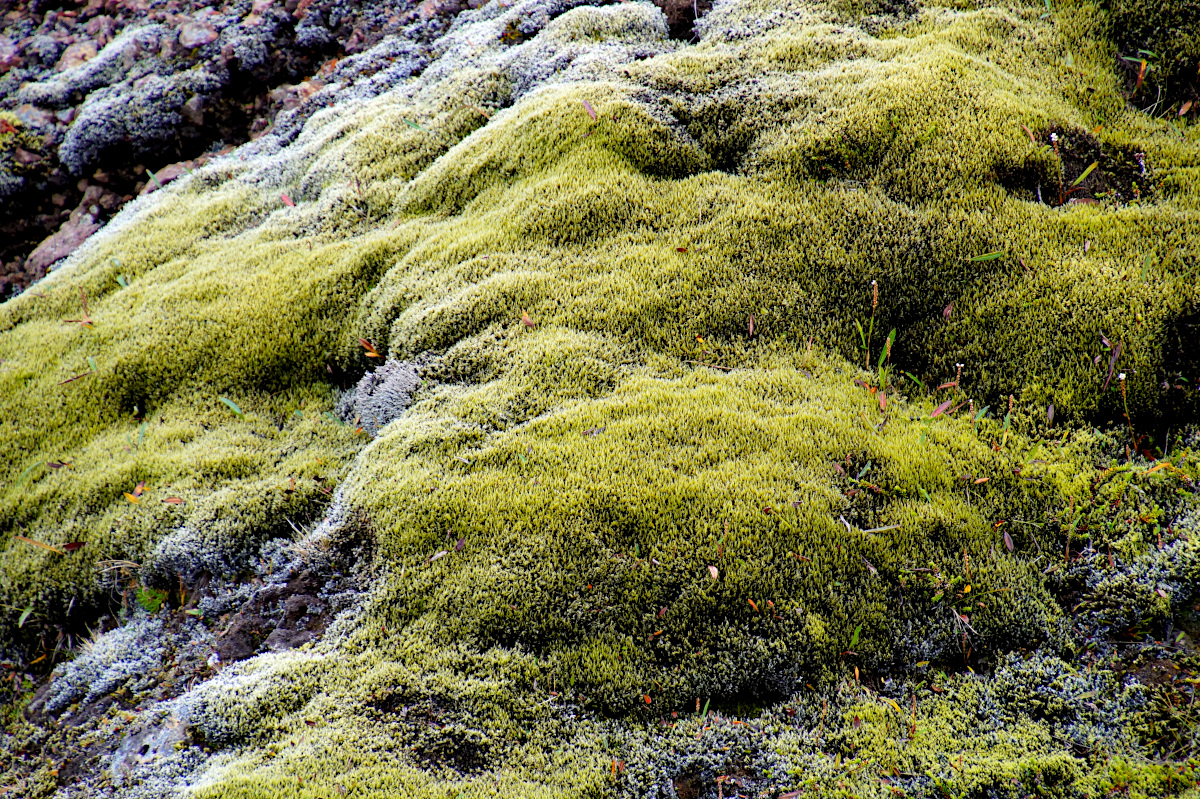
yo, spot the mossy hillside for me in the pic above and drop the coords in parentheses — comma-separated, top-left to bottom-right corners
(364, 4, 1200, 420)
(185, 642, 614, 799)
(0, 0, 1197, 795)
(180, 611, 1199, 799)
(345, 358, 1092, 716)
(0, 386, 364, 637)
(0, 187, 411, 634)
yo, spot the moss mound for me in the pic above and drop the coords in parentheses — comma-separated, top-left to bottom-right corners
(2, 1, 1200, 797)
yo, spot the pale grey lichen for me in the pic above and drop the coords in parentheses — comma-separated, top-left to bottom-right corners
(336, 359, 422, 437)
(43, 615, 166, 714)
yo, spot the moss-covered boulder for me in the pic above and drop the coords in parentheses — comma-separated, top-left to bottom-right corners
(2, 1, 1199, 797)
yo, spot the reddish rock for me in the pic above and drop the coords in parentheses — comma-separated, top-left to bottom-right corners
(244, 0, 274, 26)
(418, 0, 463, 21)
(0, 37, 20, 73)
(16, 104, 54, 128)
(181, 95, 204, 125)
(12, 147, 42, 165)
(138, 161, 192, 195)
(25, 204, 102, 277)
(55, 40, 98, 71)
(178, 20, 218, 49)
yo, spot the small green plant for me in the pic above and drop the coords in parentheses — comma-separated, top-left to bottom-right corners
(876, 328, 896, 389)
(136, 587, 169, 613)
(855, 280, 879, 370)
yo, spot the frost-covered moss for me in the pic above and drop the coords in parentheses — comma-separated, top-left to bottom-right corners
(2, 0, 1200, 797)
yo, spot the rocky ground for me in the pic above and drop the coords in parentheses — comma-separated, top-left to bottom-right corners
(0, 0, 712, 298)
(1, 0, 1199, 797)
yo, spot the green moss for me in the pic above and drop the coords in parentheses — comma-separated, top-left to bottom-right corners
(1103, 0, 1200, 110)
(350, 359, 1087, 714)
(1, 0, 1199, 796)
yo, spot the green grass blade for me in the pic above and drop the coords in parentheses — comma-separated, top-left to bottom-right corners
(219, 396, 244, 417)
(1070, 161, 1098, 189)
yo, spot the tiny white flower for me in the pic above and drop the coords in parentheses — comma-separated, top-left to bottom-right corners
(207, 652, 221, 668)
(1118, 373, 1126, 381)
(1050, 132, 1058, 142)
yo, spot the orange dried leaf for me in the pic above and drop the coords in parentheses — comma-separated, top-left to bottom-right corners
(521, 310, 536, 329)
(1134, 59, 1147, 94)
(878, 392, 887, 411)
(124, 493, 140, 504)
(748, 599, 759, 612)
(163, 496, 185, 505)
(15, 535, 64, 555)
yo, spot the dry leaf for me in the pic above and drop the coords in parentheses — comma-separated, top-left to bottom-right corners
(930, 398, 954, 418)
(281, 192, 295, 207)
(1004, 531, 1014, 552)
(521, 310, 535, 329)
(581, 99, 597, 120)
(359, 338, 381, 358)
(63, 542, 86, 552)
(163, 496, 185, 504)
(708, 565, 719, 580)
(15, 535, 64, 555)
(878, 392, 887, 411)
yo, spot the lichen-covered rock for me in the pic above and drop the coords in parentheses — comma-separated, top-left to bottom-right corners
(1, 1, 1199, 798)
(337, 358, 424, 436)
